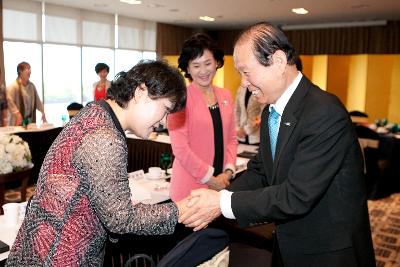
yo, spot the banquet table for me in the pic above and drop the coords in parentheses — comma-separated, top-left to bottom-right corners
(0, 126, 63, 184)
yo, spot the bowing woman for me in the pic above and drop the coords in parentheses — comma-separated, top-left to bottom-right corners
(168, 33, 237, 202)
(6, 60, 187, 266)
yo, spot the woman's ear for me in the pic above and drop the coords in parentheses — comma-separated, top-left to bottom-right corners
(134, 83, 149, 102)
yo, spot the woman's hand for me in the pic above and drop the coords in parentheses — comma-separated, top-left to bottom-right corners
(207, 173, 230, 191)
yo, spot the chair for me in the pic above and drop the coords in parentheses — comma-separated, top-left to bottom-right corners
(349, 110, 369, 125)
(124, 228, 229, 267)
(355, 125, 381, 199)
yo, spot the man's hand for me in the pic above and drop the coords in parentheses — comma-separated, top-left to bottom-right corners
(41, 112, 47, 123)
(179, 188, 221, 231)
(15, 112, 23, 126)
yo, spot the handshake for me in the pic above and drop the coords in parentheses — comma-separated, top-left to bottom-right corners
(175, 189, 222, 231)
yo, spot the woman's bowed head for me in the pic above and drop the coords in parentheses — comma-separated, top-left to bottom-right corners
(106, 60, 187, 139)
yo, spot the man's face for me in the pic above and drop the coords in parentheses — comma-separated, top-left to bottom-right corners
(233, 41, 286, 105)
(20, 67, 31, 82)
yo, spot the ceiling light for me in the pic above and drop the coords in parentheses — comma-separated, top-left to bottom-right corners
(292, 8, 309, 15)
(120, 0, 142, 5)
(199, 16, 215, 22)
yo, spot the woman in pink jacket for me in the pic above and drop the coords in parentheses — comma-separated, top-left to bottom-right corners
(168, 33, 237, 201)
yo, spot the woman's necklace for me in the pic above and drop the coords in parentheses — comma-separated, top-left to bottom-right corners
(97, 81, 106, 91)
(202, 88, 217, 107)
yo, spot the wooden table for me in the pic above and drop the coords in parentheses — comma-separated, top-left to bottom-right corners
(0, 167, 32, 214)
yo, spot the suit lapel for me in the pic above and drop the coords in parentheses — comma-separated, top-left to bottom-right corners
(271, 76, 311, 183)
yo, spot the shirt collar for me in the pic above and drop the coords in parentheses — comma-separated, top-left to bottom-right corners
(98, 99, 126, 138)
(269, 72, 303, 116)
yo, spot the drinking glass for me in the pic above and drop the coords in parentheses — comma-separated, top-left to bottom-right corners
(160, 152, 172, 176)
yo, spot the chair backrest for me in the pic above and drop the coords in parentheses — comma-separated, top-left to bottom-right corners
(157, 228, 229, 267)
(349, 110, 369, 124)
(354, 125, 381, 199)
(124, 253, 156, 267)
(355, 125, 379, 140)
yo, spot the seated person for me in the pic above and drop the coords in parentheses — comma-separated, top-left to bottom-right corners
(67, 102, 84, 119)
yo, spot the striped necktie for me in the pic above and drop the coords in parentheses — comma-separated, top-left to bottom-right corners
(268, 107, 280, 160)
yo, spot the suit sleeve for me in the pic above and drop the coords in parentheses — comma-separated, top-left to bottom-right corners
(6, 85, 19, 114)
(229, 149, 268, 192)
(32, 83, 44, 113)
(231, 101, 353, 226)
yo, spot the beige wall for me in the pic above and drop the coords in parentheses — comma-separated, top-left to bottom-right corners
(389, 56, 400, 122)
(327, 56, 350, 105)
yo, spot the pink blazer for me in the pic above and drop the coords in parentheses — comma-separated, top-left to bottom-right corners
(168, 83, 237, 201)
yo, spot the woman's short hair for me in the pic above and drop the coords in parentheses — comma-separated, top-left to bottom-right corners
(234, 22, 297, 67)
(17, 62, 30, 76)
(95, 63, 110, 74)
(178, 33, 224, 81)
(107, 60, 186, 113)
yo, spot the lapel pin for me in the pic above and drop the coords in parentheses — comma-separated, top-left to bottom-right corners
(222, 100, 228, 106)
(284, 122, 291, 126)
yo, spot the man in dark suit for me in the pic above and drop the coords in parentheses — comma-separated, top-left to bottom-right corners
(179, 22, 376, 266)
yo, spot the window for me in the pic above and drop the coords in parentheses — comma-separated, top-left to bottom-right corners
(143, 51, 157, 60)
(2, 1, 157, 125)
(43, 44, 81, 124)
(115, 49, 142, 73)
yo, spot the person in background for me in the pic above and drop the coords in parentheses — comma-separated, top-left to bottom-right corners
(66, 102, 84, 119)
(179, 22, 375, 267)
(167, 33, 237, 202)
(0, 68, 8, 126)
(93, 63, 112, 101)
(6, 60, 188, 266)
(7, 62, 46, 126)
(235, 85, 264, 145)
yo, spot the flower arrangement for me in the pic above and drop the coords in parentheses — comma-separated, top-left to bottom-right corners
(0, 134, 32, 174)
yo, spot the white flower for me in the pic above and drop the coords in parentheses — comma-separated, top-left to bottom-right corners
(0, 134, 32, 174)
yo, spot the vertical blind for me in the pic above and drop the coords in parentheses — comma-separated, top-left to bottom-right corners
(3, 0, 42, 42)
(119, 16, 156, 51)
(3, 0, 156, 51)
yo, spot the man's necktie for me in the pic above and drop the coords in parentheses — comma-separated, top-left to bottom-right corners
(268, 107, 280, 160)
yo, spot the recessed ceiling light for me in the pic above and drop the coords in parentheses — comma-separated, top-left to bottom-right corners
(292, 8, 309, 15)
(94, 3, 108, 8)
(120, 0, 142, 5)
(199, 16, 215, 22)
(147, 3, 164, 8)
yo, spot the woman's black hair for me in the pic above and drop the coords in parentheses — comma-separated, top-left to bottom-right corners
(107, 60, 186, 113)
(178, 33, 224, 81)
(95, 63, 110, 74)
